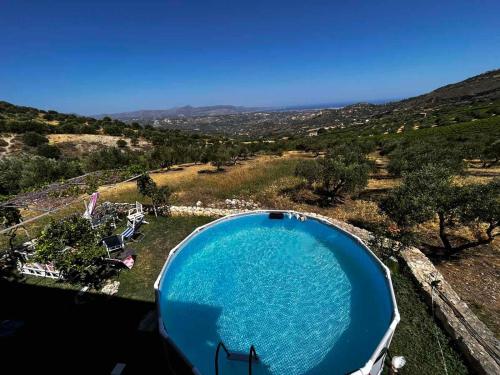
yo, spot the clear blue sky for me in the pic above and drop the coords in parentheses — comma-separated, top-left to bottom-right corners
(1, 0, 499, 115)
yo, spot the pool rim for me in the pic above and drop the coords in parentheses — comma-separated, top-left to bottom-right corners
(154, 210, 400, 375)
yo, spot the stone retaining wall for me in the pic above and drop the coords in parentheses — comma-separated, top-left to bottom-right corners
(167, 206, 500, 374)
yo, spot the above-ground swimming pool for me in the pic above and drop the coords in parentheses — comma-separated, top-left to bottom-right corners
(155, 211, 399, 375)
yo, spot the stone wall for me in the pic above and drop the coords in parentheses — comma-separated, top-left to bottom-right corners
(166, 206, 500, 374)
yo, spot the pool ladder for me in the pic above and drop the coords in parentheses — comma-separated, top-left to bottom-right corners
(215, 341, 259, 375)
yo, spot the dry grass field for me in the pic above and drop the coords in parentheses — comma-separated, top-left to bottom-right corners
(47, 134, 151, 157)
(0, 133, 152, 159)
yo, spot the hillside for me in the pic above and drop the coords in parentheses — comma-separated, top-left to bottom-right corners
(293, 69, 500, 137)
(399, 68, 500, 106)
(90, 69, 500, 136)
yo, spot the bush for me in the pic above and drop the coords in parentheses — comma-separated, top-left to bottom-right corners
(0, 157, 24, 195)
(103, 124, 123, 136)
(0, 155, 82, 195)
(33, 216, 111, 285)
(487, 106, 500, 115)
(130, 136, 139, 147)
(479, 140, 500, 167)
(36, 144, 61, 159)
(82, 147, 137, 172)
(0, 206, 22, 228)
(294, 159, 321, 188)
(58, 123, 76, 134)
(116, 139, 127, 148)
(22, 132, 48, 147)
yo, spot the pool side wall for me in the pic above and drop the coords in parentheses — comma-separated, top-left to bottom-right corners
(154, 210, 400, 375)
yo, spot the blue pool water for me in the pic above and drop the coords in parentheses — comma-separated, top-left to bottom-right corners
(158, 213, 394, 375)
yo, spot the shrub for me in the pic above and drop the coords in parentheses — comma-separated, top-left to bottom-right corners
(82, 147, 136, 172)
(0, 206, 22, 228)
(116, 139, 127, 148)
(294, 159, 321, 188)
(103, 124, 123, 136)
(0, 155, 82, 195)
(22, 132, 48, 147)
(33, 216, 110, 285)
(0, 157, 24, 195)
(36, 144, 61, 159)
(130, 136, 139, 147)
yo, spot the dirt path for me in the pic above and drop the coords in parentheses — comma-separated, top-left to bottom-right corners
(0, 134, 16, 157)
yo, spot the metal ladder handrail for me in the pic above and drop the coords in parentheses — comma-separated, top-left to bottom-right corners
(215, 342, 259, 375)
(248, 345, 258, 375)
(215, 341, 230, 375)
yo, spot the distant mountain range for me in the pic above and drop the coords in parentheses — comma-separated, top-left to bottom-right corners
(95, 105, 265, 121)
(94, 102, 380, 121)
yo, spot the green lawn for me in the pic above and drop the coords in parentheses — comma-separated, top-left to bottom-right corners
(116, 215, 213, 302)
(388, 266, 468, 374)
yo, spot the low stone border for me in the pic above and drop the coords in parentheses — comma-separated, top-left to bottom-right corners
(169, 205, 254, 217)
(168, 206, 500, 374)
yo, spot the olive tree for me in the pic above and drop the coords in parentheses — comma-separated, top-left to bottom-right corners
(380, 165, 499, 254)
(136, 174, 171, 217)
(295, 149, 370, 202)
(460, 179, 499, 243)
(479, 140, 500, 168)
(151, 146, 177, 170)
(210, 148, 230, 171)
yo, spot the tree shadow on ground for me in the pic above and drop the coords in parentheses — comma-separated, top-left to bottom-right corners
(0, 279, 275, 375)
(355, 188, 390, 202)
(280, 185, 341, 208)
(197, 169, 226, 174)
(420, 231, 494, 262)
